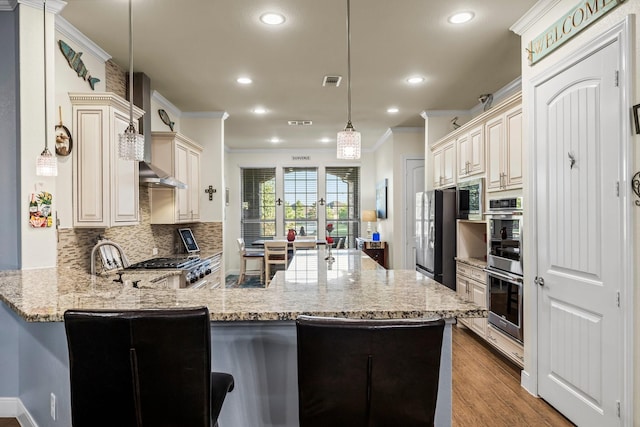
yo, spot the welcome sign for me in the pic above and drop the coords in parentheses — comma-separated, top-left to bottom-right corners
(527, 0, 625, 65)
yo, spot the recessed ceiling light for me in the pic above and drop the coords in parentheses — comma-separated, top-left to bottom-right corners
(260, 12, 286, 25)
(406, 76, 425, 84)
(387, 107, 399, 113)
(321, 137, 331, 143)
(253, 107, 267, 114)
(270, 137, 281, 143)
(448, 11, 474, 24)
(237, 77, 252, 85)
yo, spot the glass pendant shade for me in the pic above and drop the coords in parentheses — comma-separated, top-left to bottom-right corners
(36, 147, 58, 176)
(336, 122, 361, 160)
(119, 123, 145, 161)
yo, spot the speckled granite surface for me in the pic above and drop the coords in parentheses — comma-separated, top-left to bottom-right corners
(455, 257, 488, 269)
(0, 249, 486, 323)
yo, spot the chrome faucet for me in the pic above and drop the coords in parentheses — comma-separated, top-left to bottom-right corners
(90, 240, 130, 275)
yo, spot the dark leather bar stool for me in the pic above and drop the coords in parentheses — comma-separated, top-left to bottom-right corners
(296, 315, 445, 427)
(64, 307, 234, 427)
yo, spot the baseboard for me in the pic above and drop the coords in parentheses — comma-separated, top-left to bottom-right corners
(0, 398, 38, 427)
(520, 369, 537, 397)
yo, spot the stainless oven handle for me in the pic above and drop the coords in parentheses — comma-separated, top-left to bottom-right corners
(484, 268, 523, 283)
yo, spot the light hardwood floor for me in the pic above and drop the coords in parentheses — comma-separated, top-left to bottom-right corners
(453, 325, 575, 426)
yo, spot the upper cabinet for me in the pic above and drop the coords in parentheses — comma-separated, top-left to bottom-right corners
(70, 93, 143, 228)
(457, 124, 484, 179)
(429, 92, 522, 192)
(432, 139, 456, 189)
(149, 132, 202, 224)
(486, 105, 523, 192)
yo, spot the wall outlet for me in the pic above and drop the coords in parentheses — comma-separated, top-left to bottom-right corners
(152, 247, 158, 256)
(50, 392, 56, 420)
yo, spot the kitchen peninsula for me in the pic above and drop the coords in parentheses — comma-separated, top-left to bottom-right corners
(0, 248, 485, 427)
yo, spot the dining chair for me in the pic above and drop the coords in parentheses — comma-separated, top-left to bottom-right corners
(64, 307, 234, 427)
(237, 237, 264, 285)
(296, 315, 445, 427)
(293, 239, 316, 254)
(264, 240, 289, 281)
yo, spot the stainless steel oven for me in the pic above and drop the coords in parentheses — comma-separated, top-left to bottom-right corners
(486, 197, 524, 342)
(485, 267, 523, 342)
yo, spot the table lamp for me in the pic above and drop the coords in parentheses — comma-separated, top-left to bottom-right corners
(362, 210, 377, 238)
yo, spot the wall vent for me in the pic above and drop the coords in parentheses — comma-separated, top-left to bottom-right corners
(322, 75, 342, 87)
(288, 120, 313, 126)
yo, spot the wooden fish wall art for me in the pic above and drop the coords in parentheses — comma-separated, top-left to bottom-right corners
(58, 40, 100, 90)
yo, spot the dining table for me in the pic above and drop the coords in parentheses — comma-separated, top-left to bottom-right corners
(250, 238, 327, 247)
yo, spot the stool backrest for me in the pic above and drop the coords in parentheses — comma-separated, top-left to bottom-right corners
(296, 315, 445, 427)
(65, 307, 212, 427)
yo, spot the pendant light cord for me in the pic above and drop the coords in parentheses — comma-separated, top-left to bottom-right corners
(346, 0, 352, 124)
(128, 0, 134, 125)
(43, 0, 48, 151)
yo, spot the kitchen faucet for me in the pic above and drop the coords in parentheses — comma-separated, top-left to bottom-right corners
(90, 239, 130, 275)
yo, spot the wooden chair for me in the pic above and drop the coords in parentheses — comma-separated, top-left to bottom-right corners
(264, 240, 289, 281)
(237, 238, 264, 285)
(293, 239, 317, 254)
(64, 307, 234, 427)
(296, 315, 444, 427)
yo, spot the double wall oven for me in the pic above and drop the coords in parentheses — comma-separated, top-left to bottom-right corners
(485, 197, 524, 343)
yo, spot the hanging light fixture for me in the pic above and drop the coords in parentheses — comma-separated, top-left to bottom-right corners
(36, 0, 57, 176)
(118, 0, 144, 161)
(336, 0, 361, 160)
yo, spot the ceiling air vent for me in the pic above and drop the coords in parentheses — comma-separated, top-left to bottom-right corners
(322, 75, 342, 87)
(288, 120, 313, 126)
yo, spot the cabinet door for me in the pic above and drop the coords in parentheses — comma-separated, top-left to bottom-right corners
(433, 148, 443, 188)
(485, 116, 504, 192)
(469, 280, 487, 336)
(456, 133, 470, 178)
(175, 143, 190, 222)
(468, 125, 484, 175)
(442, 142, 456, 187)
(187, 148, 201, 221)
(111, 109, 139, 224)
(74, 108, 108, 226)
(504, 107, 523, 189)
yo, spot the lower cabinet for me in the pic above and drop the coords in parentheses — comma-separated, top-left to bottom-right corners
(456, 262, 487, 337)
(486, 325, 525, 367)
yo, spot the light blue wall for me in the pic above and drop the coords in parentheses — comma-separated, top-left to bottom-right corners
(0, 10, 21, 270)
(0, 302, 19, 396)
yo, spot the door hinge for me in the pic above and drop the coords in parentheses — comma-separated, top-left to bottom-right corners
(617, 400, 621, 417)
(614, 70, 619, 87)
(616, 291, 621, 308)
(616, 181, 619, 197)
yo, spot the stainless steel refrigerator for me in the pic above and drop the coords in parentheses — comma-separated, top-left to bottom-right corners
(415, 189, 457, 290)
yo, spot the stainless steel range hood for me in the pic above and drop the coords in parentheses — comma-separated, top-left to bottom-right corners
(132, 72, 186, 189)
(139, 162, 187, 189)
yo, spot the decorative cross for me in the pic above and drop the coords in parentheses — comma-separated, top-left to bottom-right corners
(204, 185, 216, 201)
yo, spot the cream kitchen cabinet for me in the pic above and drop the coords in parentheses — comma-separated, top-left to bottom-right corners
(70, 93, 143, 228)
(456, 262, 487, 337)
(457, 124, 484, 179)
(486, 104, 523, 192)
(432, 139, 456, 189)
(149, 132, 202, 224)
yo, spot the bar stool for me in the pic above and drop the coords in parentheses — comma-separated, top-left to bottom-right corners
(64, 307, 234, 427)
(296, 315, 445, 427)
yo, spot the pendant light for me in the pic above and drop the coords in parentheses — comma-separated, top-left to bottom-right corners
(118, 0, 144, 161)
(336, 0, 361, 160)
(36, 0, 58, 176)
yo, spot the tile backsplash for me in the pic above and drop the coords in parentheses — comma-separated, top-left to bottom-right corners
(57, 186, 222, 272)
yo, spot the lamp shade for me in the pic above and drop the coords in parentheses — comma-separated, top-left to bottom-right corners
(336, 127, 361, 160)
(362, 210, 377, 222)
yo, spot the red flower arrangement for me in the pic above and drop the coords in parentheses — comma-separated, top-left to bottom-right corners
(326, 223, 334, 244)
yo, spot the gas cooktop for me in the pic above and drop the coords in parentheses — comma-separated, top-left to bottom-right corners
(126, 256, 201, 270)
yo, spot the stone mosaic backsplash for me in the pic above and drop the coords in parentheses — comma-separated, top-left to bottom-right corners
(57, 186, 222, 272)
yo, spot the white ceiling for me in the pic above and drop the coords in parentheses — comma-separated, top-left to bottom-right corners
(59, 0, 536, 151)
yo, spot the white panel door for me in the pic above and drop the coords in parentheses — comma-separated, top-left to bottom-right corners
(535, 38, 622, 427)
(404, 158, 424, 269)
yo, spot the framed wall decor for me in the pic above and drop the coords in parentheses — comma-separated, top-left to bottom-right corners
(376, 179, 387, 219)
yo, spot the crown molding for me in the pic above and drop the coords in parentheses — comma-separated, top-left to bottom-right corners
(151, 90, 182, 117)
(183, 111, 229, 120)
(510, 0, 563, 35)
(55, 15, 111, 62)
(0, 1, 17, 11)
(469, 76, 522, 116)
(14, 0, 66, 14)
(420, 109, 468, 119)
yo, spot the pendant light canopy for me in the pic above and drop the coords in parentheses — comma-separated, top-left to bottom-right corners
(118, 0, 144, 161)
(36, 0, 58, 177)
(336, 0, 361, 160)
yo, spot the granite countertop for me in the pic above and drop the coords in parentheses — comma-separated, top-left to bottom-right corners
(0, 249, 486, 323)
(455, 257, 488, 269)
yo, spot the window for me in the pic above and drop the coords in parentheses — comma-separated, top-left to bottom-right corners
(325, 167, 360, 248)
(284, 167, 318, 237)
(241, 168, 276, 245)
